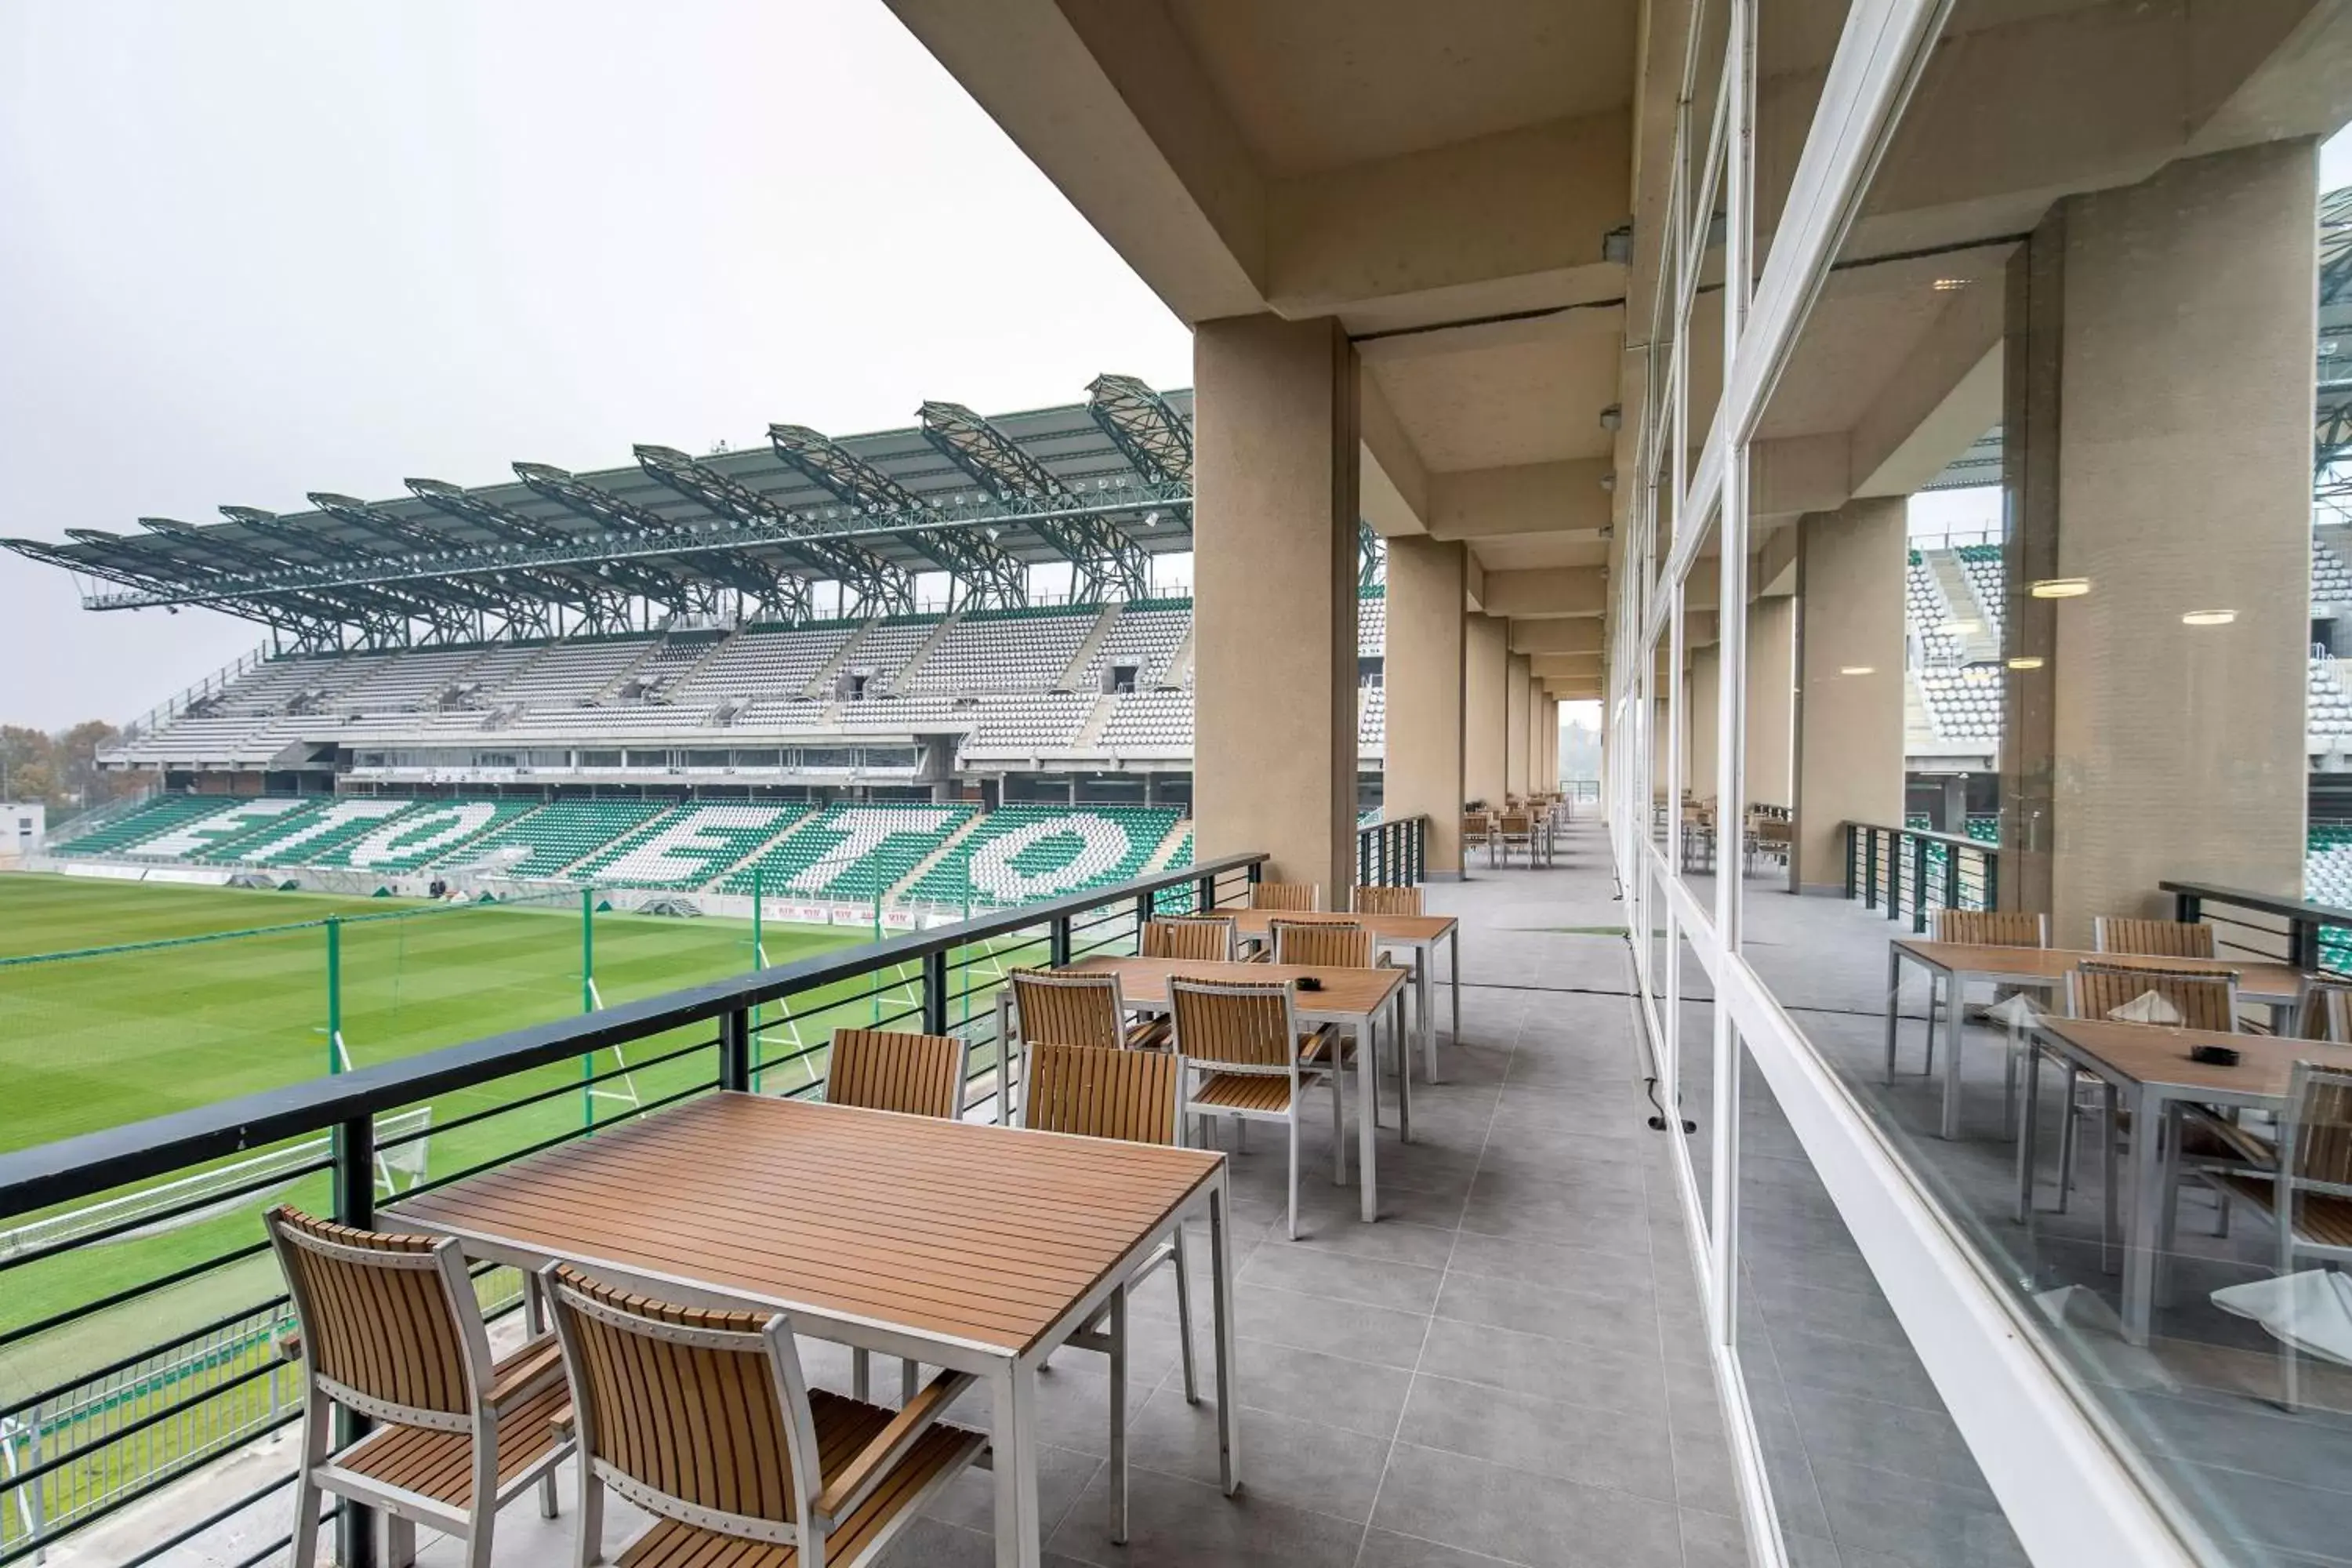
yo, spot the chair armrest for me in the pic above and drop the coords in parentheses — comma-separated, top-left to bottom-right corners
(485, 1336, 564, 1412)
(548, 1403, 575, 1444)
(815, 1367, 977, 1524)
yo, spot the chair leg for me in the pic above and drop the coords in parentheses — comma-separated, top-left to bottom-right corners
(1922, 979, 1937, 1077)
(902, 1357, 920, 1406)
(1171, 1230, 1200, 1404)
(466, 1441, 499, 1568)
(576, 1470, 605, 1568)
(386, 1514, 418, 1568)
(1330, 1069, 1347, 1185)
(2003, 1039, 2019, 1142)
(1287, 1114, 1301, 1241)
(853, 1348, 871, 1402)
(539, 1461, 559, 1519)
(289, 1392, 329, 1568)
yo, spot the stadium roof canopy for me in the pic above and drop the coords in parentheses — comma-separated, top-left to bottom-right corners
(5, 376, 1194, 649)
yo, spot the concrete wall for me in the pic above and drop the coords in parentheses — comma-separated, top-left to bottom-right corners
(2005, 142, 2315, 941)
(1466, 613, 1509, 807)
(1746, 596, 1796, 809)
(1386, 537, 1468, 873)
(1507, 653, 1532, 796)
(1192, 314, 1360, 895)
(1793, 499, 1907, 892)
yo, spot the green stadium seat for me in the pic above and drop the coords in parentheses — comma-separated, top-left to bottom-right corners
(434, 799, 670, 880)
(717, 801, 974, 902)
(906, 804, 1182, 907)
(570, 803, 812, 889)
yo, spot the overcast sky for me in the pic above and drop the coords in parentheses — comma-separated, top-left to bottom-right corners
(0, 0, 1191, 730)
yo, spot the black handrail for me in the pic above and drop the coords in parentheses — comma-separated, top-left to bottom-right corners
(1355, 814, 1428, 890)
(0, 850, 1267, 1222)
(2163, 880, 2352, 972)
(1842, 820, 1998, 932)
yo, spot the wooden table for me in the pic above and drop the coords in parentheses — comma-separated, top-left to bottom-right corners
(388, 1093, 1237, 1568)
(1884, 939, 2308, 1139)
(1047, 955, 1408, 1224)
(2021, 1017, 2352, 1345)
(1226, 908, 1460, 1082)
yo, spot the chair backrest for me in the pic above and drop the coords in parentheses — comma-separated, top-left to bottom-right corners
(545, 1264, 812, 1536)
(827, 1026, 965, 1119)
(1009, 967, 1126, 1050)
(1022, 1040, 1182, 1145)
(2093, 916, 2217, 960)
(2281, 1062, 2352, 1192)
(1931, 909, 2049, 948)
(1461, 812, 1490, 837)
(1271, 919, 1374, 968)
(2302, 982, 2352, 1044)
(267, 1205, 485, 1427)
(1499, 812, 1532, 835)
(1168, 978, 1303, 1072)
(2067, 961, 2240, 1033)
(1142, 916, 1237, 961)
(1250, 881, 1319, 912)
(1353, 885, 1423, 916)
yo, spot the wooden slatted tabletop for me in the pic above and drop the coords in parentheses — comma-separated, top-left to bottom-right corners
(1890, 939, 2306, 1002)
(390, 1093, 1221, 1356)
(1062, 954, 1406, 1016)
(1225, 909, 1457, 943)
(2034, 1018, 2352, 1100)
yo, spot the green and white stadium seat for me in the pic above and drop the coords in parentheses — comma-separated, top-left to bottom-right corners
(50, 796, 244, 857)
(716, 802, 973, 901)
(569, 803, 810, 889)
(907, 804, 1181, 906)
(303, 800, 536, 871)
(433, 799, 670, 879)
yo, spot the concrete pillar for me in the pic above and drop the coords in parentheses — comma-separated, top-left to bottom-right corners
(1688, 645, 1721, 804)
(1541, 699, 1559, 790)
(1387, 537, 1468, 874)
(1466, 613, 1508, 808)
(1506, 653, 1532, 797)
(1791, 499, 1907, 893)
(1193, 314, 1359, 895)
(1746, 595, 1795, 809)
(2002, 142, 2314, 942)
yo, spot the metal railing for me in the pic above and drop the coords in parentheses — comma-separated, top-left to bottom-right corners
(2162, 880, 2352, 975)
(0, 850, 1265, 1568)
(1356, 814, 1427, 889)
(1844, 820, 1998, 931)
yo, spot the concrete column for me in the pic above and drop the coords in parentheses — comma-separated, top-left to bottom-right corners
(1506, 653, 1532, 797)
(1386, 536, 1468, 874)
(1193, 314, 1359, 895)
(1791, 499, 1907, 892)
(1540, 699, 1559, 790)
(2002, 142, 2314, 941)
(1688, 645, 1722, 803)
(1745, 595, 1795, 809)
(1465, 613, 1508, 808)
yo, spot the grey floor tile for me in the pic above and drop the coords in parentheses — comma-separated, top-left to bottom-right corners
(1368, 1441, 1685, 1568)
(1784, 1384, 1997, 1499)
(1231, 1279, 1432, 1370)
(1398, 1371, 1678, 1504)
(1442, 1228, 1657, 1308)
(1243, 1237, 1447, 1314)
(1045, 1464, 1364, 1568)
(1808, 1454, 2028, 1568)
(1181, 1335, 1414, 1439)
(1417, 1315, 1668, 1419)
(1434, 1269, 1666, 1361)
(921, 1440, 1103, 1540)
(1123, 1387, 1392, 1523)
(1355, 1527, 1535, 1567)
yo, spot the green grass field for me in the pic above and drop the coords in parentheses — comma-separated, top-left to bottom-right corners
(0, 871, 1070, 1548)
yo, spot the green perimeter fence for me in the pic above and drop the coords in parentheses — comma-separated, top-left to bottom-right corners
(0, 862, 1243, 1560)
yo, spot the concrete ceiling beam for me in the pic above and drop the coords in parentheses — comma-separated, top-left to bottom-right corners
(1430, 459, 1613, 541)
(1510, 618, 1603, 656)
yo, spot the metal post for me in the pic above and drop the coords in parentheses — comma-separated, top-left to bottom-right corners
(1195, 873, 1216, 914)
(1911, 835, 1929, 933)
(718, 1007, 753, 1093)
(1844, 824, 1858, 899)
(1944, 840, 1960, 916)
(2173, 890, 2201, 924)
(1050, 914, 1072, 967)
(1864, 829, 1879, 909)
(325, 917, 343, 1076)
(922, 949, 949, 1035)
(332, 1109, 377, 1568)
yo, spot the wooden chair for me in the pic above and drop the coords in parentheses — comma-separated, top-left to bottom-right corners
(1353, 884, 1422, 916)
(1494, 811, 1535, 866)
(2094, 916, 2218, 960)
(1168, 978, 1340, 1240)
(1008, 967, 1171, 1054)
(266, 1206, 572, 1568)
(2068, 962, 2241, 1033)
(543, 1262, 985, 1568)
(1141, 915, 1238, 961)
(1250, 880, 1320, 912)
(1890, 908, 2052, 1084)
(2199, 1062, 2352, 1409)
(1020, 1038, 1201, 1531)
(2303, 982, 2352, 1044)
(1269, 919, 1374, 970)
(1461, 812, 1494, 863)
(826, 1026, 966, 1120)
(825, 1027, 967, 1404)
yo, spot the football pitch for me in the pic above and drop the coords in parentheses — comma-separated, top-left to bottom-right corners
(0, 873, 1037, 1397)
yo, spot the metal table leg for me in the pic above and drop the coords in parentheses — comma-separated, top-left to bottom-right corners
(1939, 964, 1965, 1140)
(1208, 1181, 1242, 1494)
(2122, 1085, 2169, 1346)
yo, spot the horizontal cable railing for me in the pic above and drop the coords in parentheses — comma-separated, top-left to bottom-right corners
(2161, 880, 2352, 975)
(1843, 820, 1998, 931)
(1356, 814, 1428, 890)
(0, 850, 1264, 1567)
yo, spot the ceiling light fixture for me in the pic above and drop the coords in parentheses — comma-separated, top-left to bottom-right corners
(2006, 655, 2045, 670)
(1840, 666, 1875, 677)
(1933, 278, 1969, 292)
(2030, 578, 2090, 599)
(2181, 608, 2237, 626)
(1599, 404, 1622, 432)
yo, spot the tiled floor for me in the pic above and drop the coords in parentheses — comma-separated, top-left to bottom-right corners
(71, 822, 2034, 1568)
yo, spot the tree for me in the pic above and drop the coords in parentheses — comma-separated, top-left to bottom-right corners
(0, 721, 136, 818)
